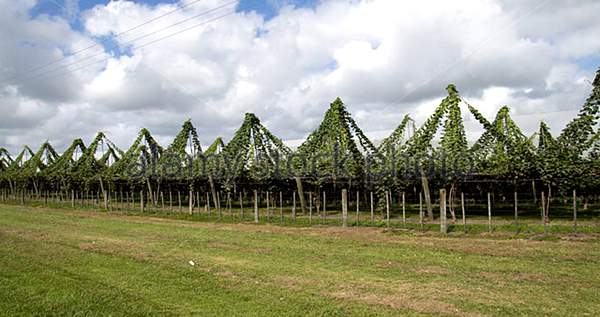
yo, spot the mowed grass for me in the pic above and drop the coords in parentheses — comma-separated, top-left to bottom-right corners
(1, 205, 599, 316)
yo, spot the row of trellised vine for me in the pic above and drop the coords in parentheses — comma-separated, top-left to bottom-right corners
(1, 68, 599, 210)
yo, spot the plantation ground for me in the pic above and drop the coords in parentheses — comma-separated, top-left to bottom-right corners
(1, 205, 599, 316)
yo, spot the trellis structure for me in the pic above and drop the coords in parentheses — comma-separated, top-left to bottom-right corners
(1, 68, 599, 227)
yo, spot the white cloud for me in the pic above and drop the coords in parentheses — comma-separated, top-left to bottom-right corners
(0, 0, 599, 154)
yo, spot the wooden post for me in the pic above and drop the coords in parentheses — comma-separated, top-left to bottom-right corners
(178, 191, 181, 212)
(487, 192, 492, 232)
(356, 191, 360, 224)
(514, 191, 518, 227)
(206, 192, 211, 216)
(323, 191, 326, 215)
(440, 189, 447, 234)
(385, 190, 390, 227)
(140, 190, 145, 213)
(541, 191, 546, 227)
(402, 191, 406, 226)
(279, 191, 283, 222)
(292, 191, 297, 222)
(309, 191, 313, 224)
(266, 191, 270, 220)
(196, 192, 200, 213)
(71, 189, 75, 208)
(169, 191, 173, 211)
(341, 189, 348, 227)
(370, 191, 374, 223)
(254, 190, 259, 223)
(217, 192, 222, 218)
(461, 192, 466, 233)
(188, 188, 193, 215)
(161, 191, 165, 210)
(573, 190, 577, 231)
(419, 192, 423, 230)
(239, 192, 243, 219)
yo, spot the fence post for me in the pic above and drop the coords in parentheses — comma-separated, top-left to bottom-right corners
(217, 192, 222, 218)
(292, 191, 297, 222)
(461, 192, 466, 233)
(541, 191, 546, 228)
(573, 190, 577, 231)
(254, 190, 259, 223)
(514, 191, 518, 227)
(342, 189, 348, 227)
(279, 191, 283, 221)
(385, 190, 390, 227)
(177, 191, 182, 212)
(206, 192, 210, 216)
(370, 191, 374, 223)
(140, 190, 145, 213)
(402, 191, 406, 227)
(188, 188, 193, 215)
(487, 192, 492, 232)
(239, 192, 243, 220)
(419, 192, 423, 230)
(309, 192, 313, 224)
(356, 191, 360, 224)
(440, 189, 447, 234)
(228, 192, 232, 218)
(266, 191, 270, 220)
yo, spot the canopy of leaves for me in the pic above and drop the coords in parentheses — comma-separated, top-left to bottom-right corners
(0, 148, 12, 172)
(43, 139, 87, 183)
(470, 106, 535, 179)
(297, 97, 377, 180)
(16, 141, 59, 180)
(109, 128, 163, 181)
(221, 113, 290, 182)
(72, 133, 122, 185)
(205, 137, 224, 155)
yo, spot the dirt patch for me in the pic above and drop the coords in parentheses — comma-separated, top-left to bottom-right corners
(414, 266, 451, 275)
(326, 285, 481, 317)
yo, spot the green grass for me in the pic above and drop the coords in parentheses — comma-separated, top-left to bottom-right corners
(1, 204, 599, 316)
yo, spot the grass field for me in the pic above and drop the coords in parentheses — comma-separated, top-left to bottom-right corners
(1, 204, 599, 316)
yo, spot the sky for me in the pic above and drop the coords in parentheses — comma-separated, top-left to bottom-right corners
(1, 0, 599, 154)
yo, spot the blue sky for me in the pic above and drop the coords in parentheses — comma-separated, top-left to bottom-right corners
(31, 0, 319, 27)
(29, 0, 319, 57)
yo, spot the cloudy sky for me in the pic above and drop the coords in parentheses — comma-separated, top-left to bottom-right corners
(1, 0, 599, 154)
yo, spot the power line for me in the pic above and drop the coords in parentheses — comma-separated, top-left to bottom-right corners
(22, 10, 236, 84)
(16, 2, 237, 83)
(388, 0, 551, 106)
(3, 0, 209, 82)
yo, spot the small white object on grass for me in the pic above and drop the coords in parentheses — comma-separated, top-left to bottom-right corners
(188, 260, 195, 266)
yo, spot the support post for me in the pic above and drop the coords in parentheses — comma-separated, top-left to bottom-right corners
(402, 191, 406, 226)
(254, 190, 259, 223)
(292, 191, 296, 222)
(356, 191, 360, 224)
(573, 190, 577, 231)
(419, 192, 423, 230)
(487, 192, 492, 232)
(309, 191, 313, 224)
(370, 191, 374, 223)
(385, 190, 390, 227)
(440, 189, 447, 234)
(342, 189, 348, 227)
(239, 192, 243, 220)
(279, 191, 283, 222)
(461, 192, 466, 233)
(189, 188, 193, 215)
(514, 191, 518, 227)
